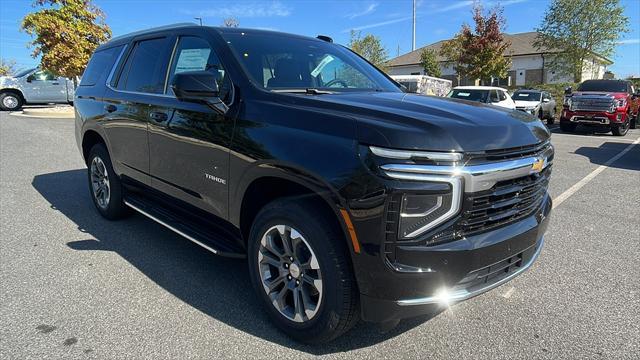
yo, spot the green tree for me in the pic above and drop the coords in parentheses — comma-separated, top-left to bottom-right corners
(222, 17, 239, 28)
(349, 30, 388, 70)
(21, 0, 111, 83)
(534, 0, 628, 82)
(440, 3, 510, 84)
(0, 58, 17, 76)
(419, 48, 441, 77)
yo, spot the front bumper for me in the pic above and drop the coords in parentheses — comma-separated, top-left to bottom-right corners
(561, 109, 627, 125)
(359, 194, 550, 323)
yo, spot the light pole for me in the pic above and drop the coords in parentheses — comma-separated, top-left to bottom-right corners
(194, 17, 203, 26)
(412, 0, 416, 51)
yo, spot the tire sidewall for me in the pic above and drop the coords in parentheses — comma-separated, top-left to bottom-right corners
(247, 200, 353, 341)
(0, 92, 23, 111)
(87, 144, 127, 219)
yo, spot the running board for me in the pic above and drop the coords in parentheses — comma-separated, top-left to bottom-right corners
(124, 196, 245, 259)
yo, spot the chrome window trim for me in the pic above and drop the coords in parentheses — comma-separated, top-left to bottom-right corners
(105, 44, 128, 88)
(397, 236, 544, 306)
(370, 146, 463, 162)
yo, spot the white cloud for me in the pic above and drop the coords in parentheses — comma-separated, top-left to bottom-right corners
(186, 1, 291, 18)
(343, 15, 414, 32)
(432, 1, 473, 13)
(617, 39, 640, 45)
(347, 3, 379, 19)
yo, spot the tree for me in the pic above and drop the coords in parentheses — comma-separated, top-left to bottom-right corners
(21, 0, 111, 82)
(349, 30, 388, 70)
(440, 3, 510, 84)
(419, 48, 441, 77)
(534, 0, 628, 82)
(0, 58, 17, 76)
(222, 17, 239, 28)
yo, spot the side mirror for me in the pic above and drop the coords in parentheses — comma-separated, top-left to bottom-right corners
(564, 86, 572, 95)
(543, 98, 550, 103)
(26, 75, 34, 83)
(171, 70, 220, 103)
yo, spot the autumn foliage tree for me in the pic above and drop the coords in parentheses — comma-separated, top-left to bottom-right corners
(440, 3, 510, 84)
(21, 0, 111, 82)
(0, 58, 18, 76)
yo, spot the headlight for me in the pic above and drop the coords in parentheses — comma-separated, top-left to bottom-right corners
(399, 193, 454, 238)
(563, 96, 572, 108)
(616, 99, 626, 107)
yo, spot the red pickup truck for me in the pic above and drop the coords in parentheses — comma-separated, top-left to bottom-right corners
(560, 79, 639, 136)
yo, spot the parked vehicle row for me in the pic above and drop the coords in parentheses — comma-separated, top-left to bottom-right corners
(0, 68, 74, 111)
(75, 24, 552, 343)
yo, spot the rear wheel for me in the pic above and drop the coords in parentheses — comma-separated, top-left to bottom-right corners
(560, 121, 576, 133)
(611, 118, 630, 136)
(87, 144, 130, 220)
(247, 198, 359, 344)
(0, 92, 23, 111)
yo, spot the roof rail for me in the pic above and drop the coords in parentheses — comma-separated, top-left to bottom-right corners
(108, 23, 197, 43)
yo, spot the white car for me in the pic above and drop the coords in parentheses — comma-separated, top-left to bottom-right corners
(0, 68, 74, 111)
(447, 86, 516, 110)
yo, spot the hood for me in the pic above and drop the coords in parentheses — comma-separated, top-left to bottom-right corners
(514, 100, 541, 108)
(289, 92, 549, 152)
(571, 91, 626, 99)
(0, 76, 18, 87)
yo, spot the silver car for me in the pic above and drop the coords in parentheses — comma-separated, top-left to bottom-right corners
(512, 90, 556, 124)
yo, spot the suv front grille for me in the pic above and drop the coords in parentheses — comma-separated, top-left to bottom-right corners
(460, 166, 551, 235)
(571, 97, 613, 112)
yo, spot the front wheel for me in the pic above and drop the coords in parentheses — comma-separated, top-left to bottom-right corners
(630, 113, 637, 129)
(87, 144, 130, 220)
(560, 121, 576, 132)
(0, 92, 23, 111)
(611, 118, 630, 136)
(547, 108, 555, 125)
(247, 198, 359, 344)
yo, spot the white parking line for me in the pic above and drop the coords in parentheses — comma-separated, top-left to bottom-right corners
(552, 136, 640, 209)
(551, 132, 638, 142)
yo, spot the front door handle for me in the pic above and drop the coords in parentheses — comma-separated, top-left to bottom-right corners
(104, 104, 117, 113)
(149, 111, 168, 122)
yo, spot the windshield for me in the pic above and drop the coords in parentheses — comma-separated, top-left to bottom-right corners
(448, 89, 488, 102)
(220, 31, 400, 92)
(577, 80, 627, 92)
(12, 68, 35, 78)
(512, 91, 541, 101)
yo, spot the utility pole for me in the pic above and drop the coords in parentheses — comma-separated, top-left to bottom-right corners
(194, 17, 203, 26)
(412, 0, 416, 51)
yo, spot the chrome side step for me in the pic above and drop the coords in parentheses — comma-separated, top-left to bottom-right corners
(125, 200, 222, 254)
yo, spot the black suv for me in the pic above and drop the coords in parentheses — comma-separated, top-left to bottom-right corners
(75, 24, 553, 343)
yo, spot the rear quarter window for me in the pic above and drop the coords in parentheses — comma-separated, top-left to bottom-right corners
(80, 45, 124, 87)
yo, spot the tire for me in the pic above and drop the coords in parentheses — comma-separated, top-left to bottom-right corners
(547, 108, 555, 125)
(560, 121, 576, 133)
(630, 114, 637, 129)
(611, 118, 630, 136)
(87, 143, 130, 220)
(538, 109, 544, 120)
(247, 198, 359, 344)
(0, 91, 23, 111)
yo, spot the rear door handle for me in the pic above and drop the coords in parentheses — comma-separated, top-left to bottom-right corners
(104, 104, 117, 113)
(149, 111, 168, 122)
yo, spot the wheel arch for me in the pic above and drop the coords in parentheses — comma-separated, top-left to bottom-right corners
(81, 129, 107, 164)
(235, 169, 356, 257)
(0, 88, 26, 103)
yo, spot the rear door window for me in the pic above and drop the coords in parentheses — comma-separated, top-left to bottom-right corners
(80, 45, 124, 87)
(117, 37, 171, 94)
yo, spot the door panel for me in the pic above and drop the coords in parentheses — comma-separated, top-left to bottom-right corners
(26, 70, 66, 102)
(148, 34, 234, 220)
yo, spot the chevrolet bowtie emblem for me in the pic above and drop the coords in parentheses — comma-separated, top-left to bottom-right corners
(531, 157, 546, 173)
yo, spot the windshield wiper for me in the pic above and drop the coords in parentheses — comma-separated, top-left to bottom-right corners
(270, 88, 335, 95)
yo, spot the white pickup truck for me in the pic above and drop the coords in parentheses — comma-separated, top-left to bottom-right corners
(0, 68, 74, 111)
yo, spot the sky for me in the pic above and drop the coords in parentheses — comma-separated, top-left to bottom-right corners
(1, 0, 639, 77)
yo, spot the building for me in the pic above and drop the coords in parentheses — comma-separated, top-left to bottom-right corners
(387, 32, 612, 86)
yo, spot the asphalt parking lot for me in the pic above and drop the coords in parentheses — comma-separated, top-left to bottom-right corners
(1, 112, 639, 359)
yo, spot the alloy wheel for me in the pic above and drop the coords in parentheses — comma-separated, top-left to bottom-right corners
(258, 225, 323, 323)
(90, 156, 111, 209)
(2, 95, 19, 110)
